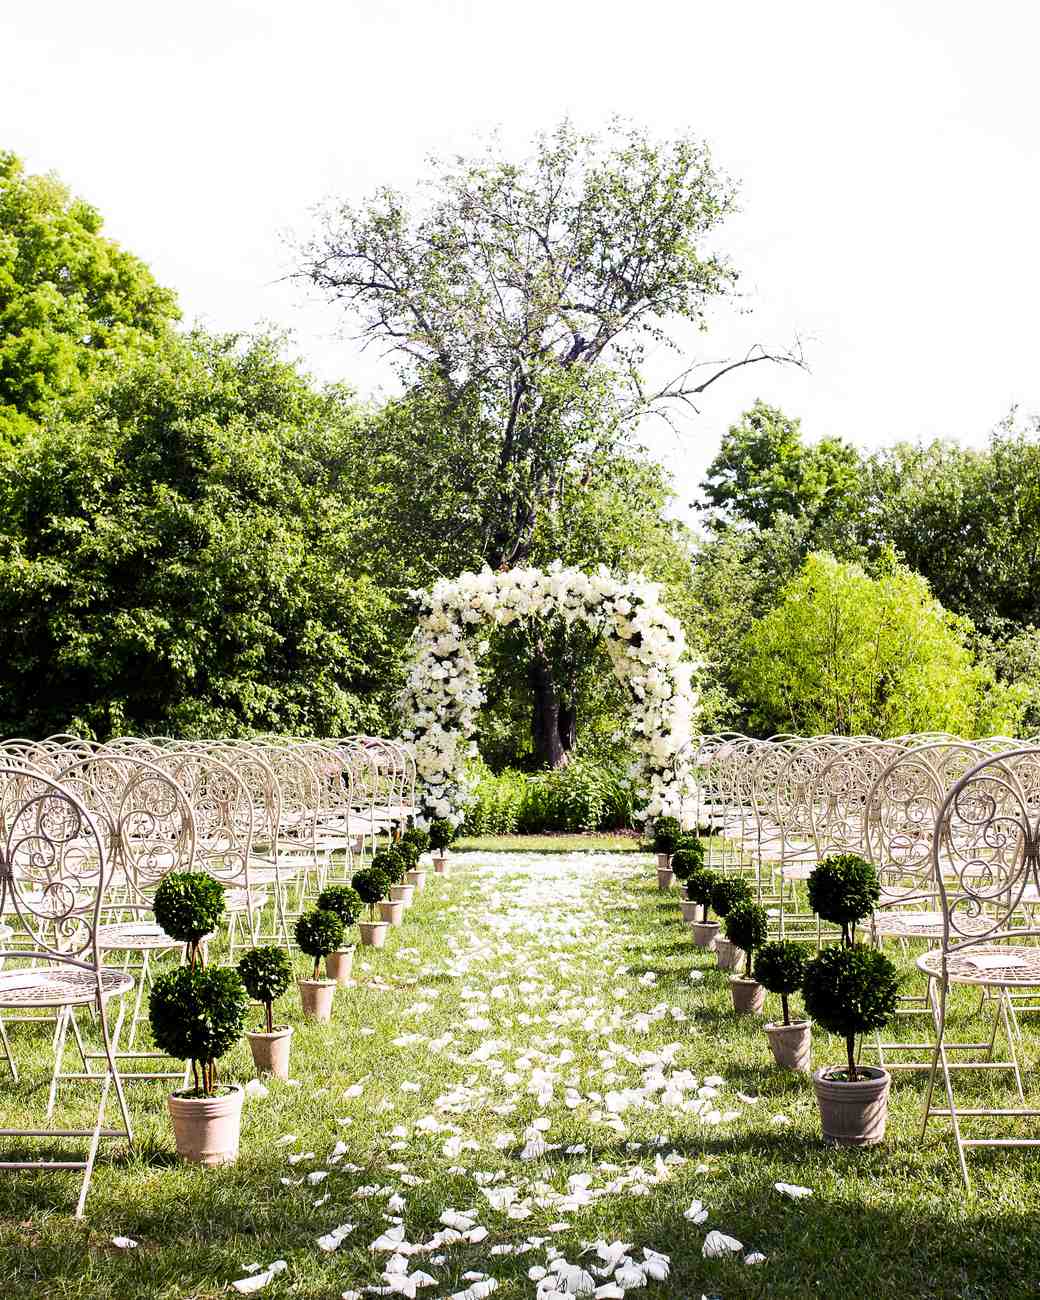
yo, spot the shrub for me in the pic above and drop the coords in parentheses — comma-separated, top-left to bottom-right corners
(294, 909, 345, 979)
(152, 872, 226, 967)
(652, 817, 683, 855)
(802, 944, 900, 1080)
(372, 846, 407, 885)
(317, 885, 364, 929)
(685, 867, 718, 921)
(351, 866, 390, 919)
(754, 940, 811, 1025)
(669, 839, 705, 882)
(710, 875, 753, 919)
(402, 826, 430, 856)
(396, 839, 421, 871)
(149, 964, 248, 1096)
(429, 819, 455, 851)
(808, 854, 880, 945)
(237, 945, 293, 1034)
(724, 900, 769, 977)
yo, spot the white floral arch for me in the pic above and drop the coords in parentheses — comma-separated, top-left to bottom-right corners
(401, 563, 698, 825)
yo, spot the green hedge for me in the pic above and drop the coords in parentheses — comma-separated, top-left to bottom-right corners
(463, 757, 635, 834)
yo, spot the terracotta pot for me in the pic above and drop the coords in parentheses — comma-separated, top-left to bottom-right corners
(679, 899, 699, 924)
(246, 1026, 293, 1080)
(167, 1084, 243, 1165)
(298, 978, 336, 1022)
(656, 867, 674, 891)
(326, 946, 355, 985)
(379, 899, 404, 927)
(715, 937, 745, 972)
(390, 883, 414, 909)
(730, 976, 766, 1014)
(656, 852, 672, 871)
(691, 919, 719, 950)
(432, 854, 448, 874)
(405, 869, 427, 893)
(765, 1020, 812, 1073)
(359, 920, 388, 948)
(813, 1065, 891, 1146)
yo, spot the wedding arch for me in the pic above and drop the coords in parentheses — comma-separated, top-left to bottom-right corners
(400, 563, 698, 824)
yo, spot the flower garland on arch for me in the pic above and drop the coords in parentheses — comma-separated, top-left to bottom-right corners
(400, 564, 698, 825)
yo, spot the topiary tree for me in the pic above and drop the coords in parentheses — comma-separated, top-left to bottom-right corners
(396, 839, 421, 872)
(149, 964, 248, 1096)
(710, 875, 753, 920)
(723, 900, 769, 977)
(372, 847, 407, 885)
(317, 885, 364, 932)
(294, 910, 345, 980)
(669, 844, 704, 883)
(754, 940, 810, 1025)
(237, 946, 293, 1034)
(152, 872, 226, 968)
(429, 819, 455, 852)
(802, 944, 900, 1080)
(685, 867, 719, 922)
(652, 817, 683, 856)
(401, 826, 430, 856)
(808, 853, 881, 946)
(351, 866, 390, 921)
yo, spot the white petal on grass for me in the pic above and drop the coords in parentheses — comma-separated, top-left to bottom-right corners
(111, 1236, 138, 1249)
(232, 1260, 287, 1293)
(683, 1200, 708, 1224)
(775, 1182, 813, 1199)
(243, 1079, 268, 1100)
(745, 1252, 767, 1265)
(317, 1223, 356, 1252)
(702, 1231, 743, 1258)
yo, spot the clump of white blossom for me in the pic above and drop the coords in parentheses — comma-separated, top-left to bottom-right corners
(400, 563, 698, 824)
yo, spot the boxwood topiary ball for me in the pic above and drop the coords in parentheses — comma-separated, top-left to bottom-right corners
(316, 885, 364, 927)
(237, 945, 293, 1005)
(710, 875, 753, 918)
(808, 854, 881, 929)
(802, 943, 899, 1039)
(724, 899, 769, 953)
(153, 872, 226, 946)
(294, 909, 345, 960)
(753, 940, 811, 995)
(149, 965, 248, 1066)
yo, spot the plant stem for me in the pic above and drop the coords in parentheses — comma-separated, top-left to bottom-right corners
(266, 1000, 273, 1034)
(191, 1059, 199, 1094)
(846, 1034, 857, 1082)
(313, 957, 320, 980)
(781, 992, 790, 1026)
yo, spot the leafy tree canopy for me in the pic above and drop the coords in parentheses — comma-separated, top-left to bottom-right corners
(0, 151, 180, 445)
(0, 330, 399, 739)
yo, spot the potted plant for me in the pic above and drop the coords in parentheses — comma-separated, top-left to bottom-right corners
(388, 843, 416, 910)
(652, 816, 682, 885)
(802, 944, 900, 1144)
(316, 884, 363, 984)
(294, 909, 344, 1021)
(670, 841, 705, 922)
(429, 818, 455, 873)
(754, 940, 812, 1071)
(808, 853, 881, 947)
(352, 866, 391, 947)
(152, 871, 226, 968)
(401, 827, 430, 892)
(238, 945, 294, 1079)
(685, 867, 720, 949)
(724, 900, 769, 1013)
(149, 962, 248, 1164)
(710, 876, 753, 971)
(371, 850, 406, 925)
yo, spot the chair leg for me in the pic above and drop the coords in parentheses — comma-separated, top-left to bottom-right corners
(0, 1015, 16, 1083)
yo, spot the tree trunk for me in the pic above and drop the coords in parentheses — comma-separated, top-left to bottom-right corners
(529, 646, 575, 769)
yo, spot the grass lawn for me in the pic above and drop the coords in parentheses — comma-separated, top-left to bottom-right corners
(452, 833, 644, 854)
(2, 849, 1040, 1298)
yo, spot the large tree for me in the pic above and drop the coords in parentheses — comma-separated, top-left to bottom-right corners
(0, 151, 180, 445)
(0, 331, 399, 739)
(296, 120, 799, 764)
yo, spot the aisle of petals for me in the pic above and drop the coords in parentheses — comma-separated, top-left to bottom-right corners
(234, 851, 812, 1297)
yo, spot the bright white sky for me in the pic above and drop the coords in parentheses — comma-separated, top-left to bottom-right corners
(4, 0, 1039, 514)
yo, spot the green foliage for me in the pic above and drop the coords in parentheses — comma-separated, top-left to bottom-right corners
(401, 826, 430, 856)
(293, 909, 345, 978)
(463, 757, 635, 835)
(148, 964, 248, 1095)
(152, 873, 225, 963)
(699, 400, 860, 533)
(0, 330, 400, 739)
(351, 866, 390, 917)
(316, 885, 364, 928)
(372, 846, 407, 884)
(723, 900, 768, 976)
(428, 819, 455, 851)
(684, 867, 718, 909)
(753, 940, 810, 1025)
(237, 946, 293, 1033)
(736, 552, 1021, 738)
(0, 152, 180, 445)
(395, 840, 420, 871)
(669, 842, 705, 881)
(652, 817, 683, 855)
(710, 875, 752, 919)
(808, 854, 881, 944)
(802, 944, 900, 1079)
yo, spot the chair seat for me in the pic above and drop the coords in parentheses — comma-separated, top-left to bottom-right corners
(0, 965, 134, 1008)
(917, 944, 1040, 987)
(875, 911, 988, 940)
(97, 921, 183, 951)
(222, 888, 268, 913)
